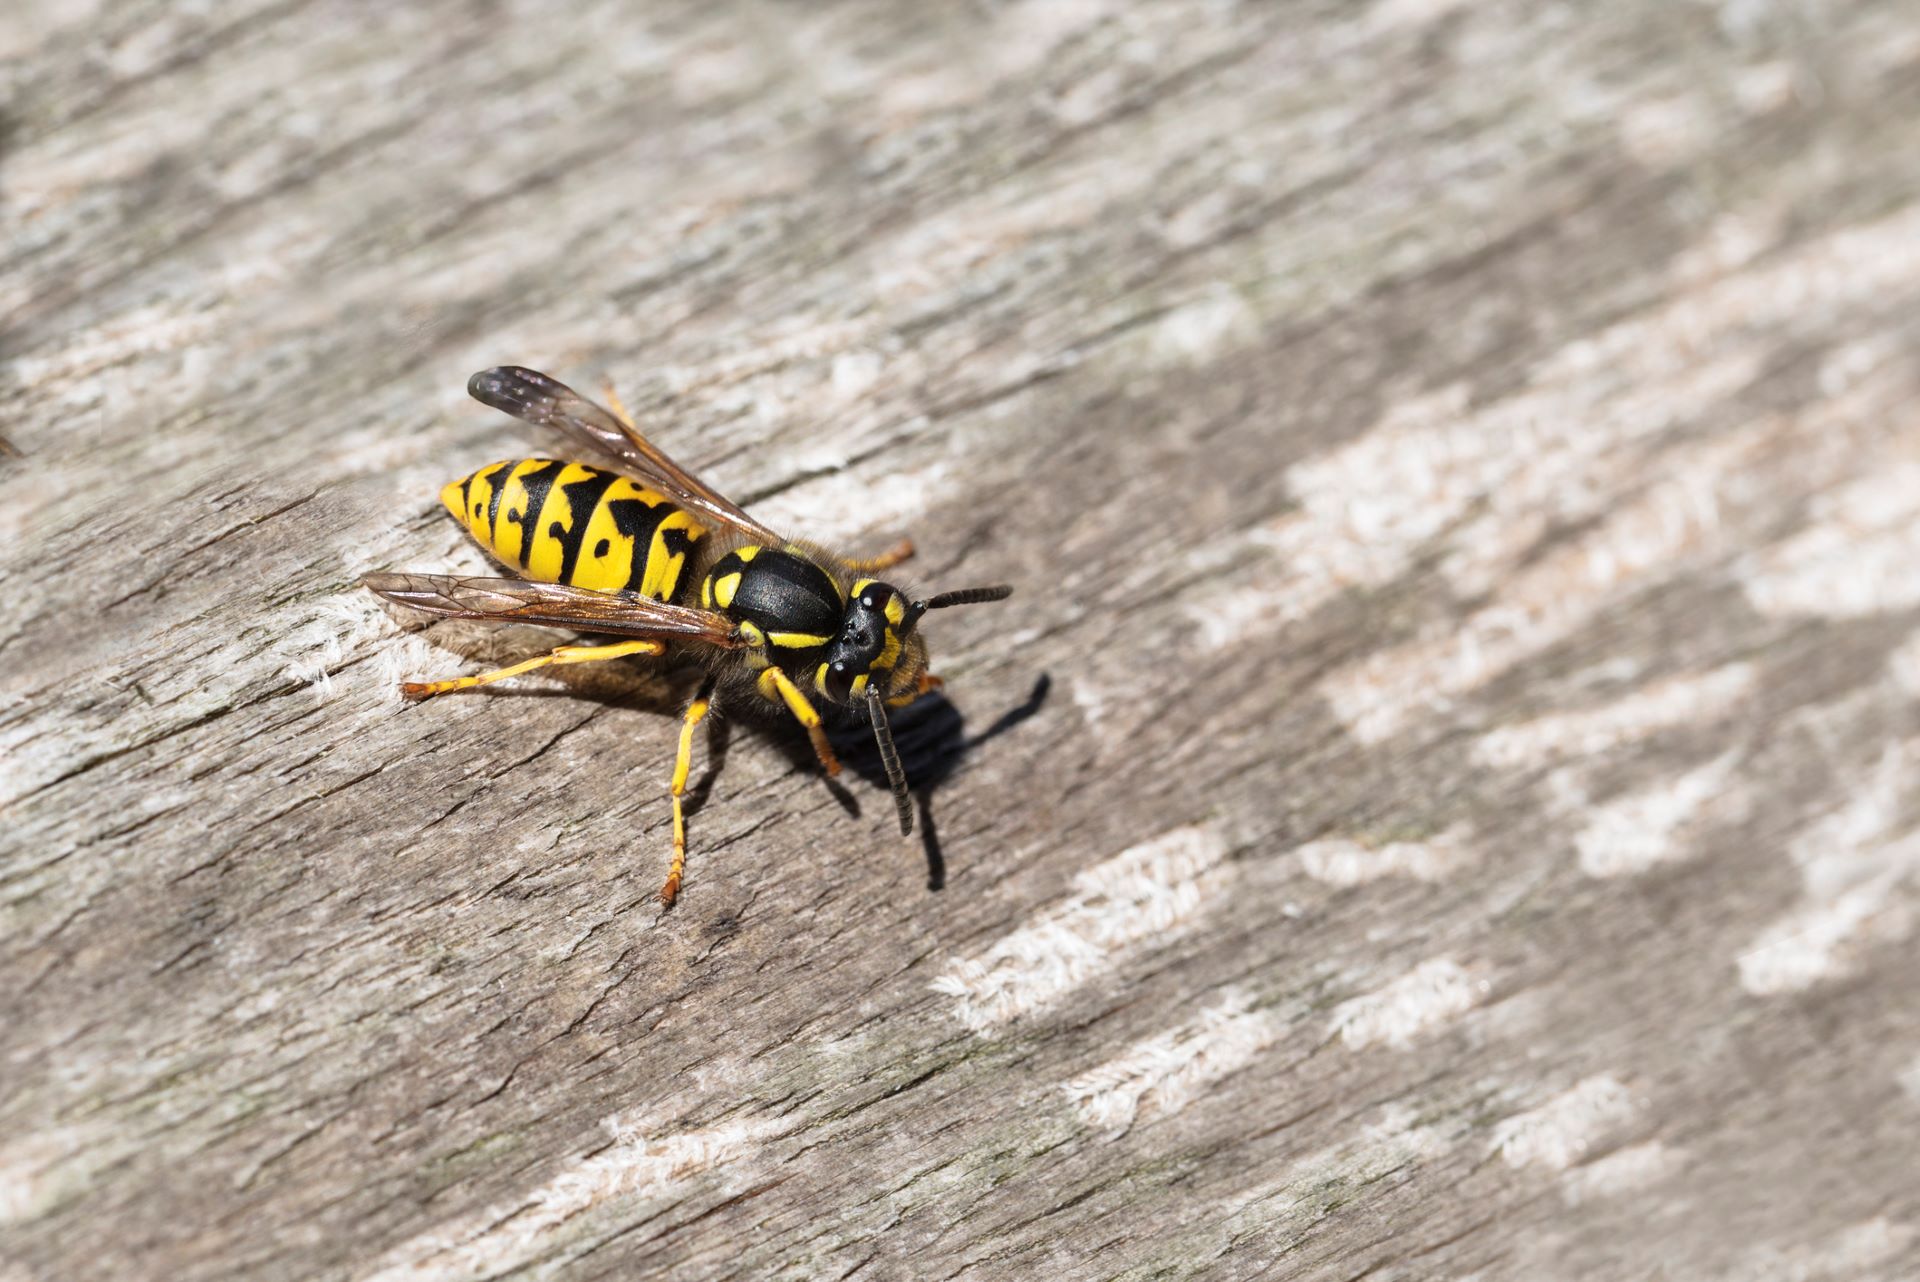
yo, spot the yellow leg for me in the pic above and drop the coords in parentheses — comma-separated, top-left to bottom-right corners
(602, 379, 637, 431)
(757, 666, 842, 777)
(663, 678, 716, 907)
(887, 671, 943, 708)
(845, 538, 915, 573)
(400, 639, 663, 699)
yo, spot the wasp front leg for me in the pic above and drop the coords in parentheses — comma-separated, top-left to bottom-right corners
(400, 639, 664, 699)
(757, 666, 842, 777)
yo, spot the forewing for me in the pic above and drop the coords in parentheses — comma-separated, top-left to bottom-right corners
(466, 366, 784, 544)
(365, 573, 742, 646)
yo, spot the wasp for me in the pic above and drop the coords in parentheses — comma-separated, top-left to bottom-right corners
(365, 367, 1012, 905)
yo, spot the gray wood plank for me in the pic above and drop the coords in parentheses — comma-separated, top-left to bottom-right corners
(5, 1, 1920, 1278)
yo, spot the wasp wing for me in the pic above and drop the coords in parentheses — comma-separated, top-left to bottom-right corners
(365, 572, 743, 646)
(466, 366, 785, 545)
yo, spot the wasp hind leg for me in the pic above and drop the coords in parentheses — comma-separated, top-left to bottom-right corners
(661, 676, 718, 907)
(757, 666, 842, 777)
(845, 538, 916, 573)
(400, 639, 664, 699)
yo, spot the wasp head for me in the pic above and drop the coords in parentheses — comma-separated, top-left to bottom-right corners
(819, 579, 1012, 705)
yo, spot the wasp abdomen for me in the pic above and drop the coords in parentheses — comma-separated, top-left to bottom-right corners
(441, 458, 705, 601)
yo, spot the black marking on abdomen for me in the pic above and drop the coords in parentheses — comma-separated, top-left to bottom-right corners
(552, 466, 618, 585)
(661, 525, 701, 604)
(608, 495, 670, 595)
(509, 460, 566, 568)
(479, 461, 511, 535)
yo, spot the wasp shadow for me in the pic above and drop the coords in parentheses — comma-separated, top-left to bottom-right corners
(387, 620, 744, 837)
(821, 673, 1052, 891)
(381, 609, 1051, 890)
(597, 673, 1051, 892)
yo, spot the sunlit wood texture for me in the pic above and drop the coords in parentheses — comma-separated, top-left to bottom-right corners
(6, 1, 1920, 1278)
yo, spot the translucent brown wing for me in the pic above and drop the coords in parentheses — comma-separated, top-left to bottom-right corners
(364, 573, 743, 646)
(466, 366, 784, 545)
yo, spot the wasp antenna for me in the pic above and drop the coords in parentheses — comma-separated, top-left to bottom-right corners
(917, 584, 1014, 612)
(904, 583, 1014, 630)
(867, 687, 914, 837)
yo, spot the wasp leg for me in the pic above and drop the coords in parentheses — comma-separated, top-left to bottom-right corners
(886, 670, 944, 708)
(757, 666, 842, 777)
(845, 538, 916, 573)
(663, 676, 718, 907)
(601, 378, 638, 431)
(400, 639, 663, 699)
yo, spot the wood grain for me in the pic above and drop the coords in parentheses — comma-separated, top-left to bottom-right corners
(6, 1, 1920, 1278)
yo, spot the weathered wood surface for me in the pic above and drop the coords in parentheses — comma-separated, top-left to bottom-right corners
(7, 1, 1920, 1278)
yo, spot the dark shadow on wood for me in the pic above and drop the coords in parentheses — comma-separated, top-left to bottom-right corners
(827, 673, 1052, 891)
(384, 603, 1052, 891)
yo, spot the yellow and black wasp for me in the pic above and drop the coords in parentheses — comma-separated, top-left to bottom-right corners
(365, 367, 1011, 905)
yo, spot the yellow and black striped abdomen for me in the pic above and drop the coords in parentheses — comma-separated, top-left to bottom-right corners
(440, 459, 706, 601)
